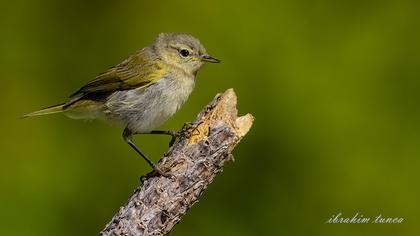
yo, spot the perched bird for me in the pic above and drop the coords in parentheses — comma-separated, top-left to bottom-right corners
(23, 33, 220, 170)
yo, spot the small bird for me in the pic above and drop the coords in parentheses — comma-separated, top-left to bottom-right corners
(23, 33, 220, 170)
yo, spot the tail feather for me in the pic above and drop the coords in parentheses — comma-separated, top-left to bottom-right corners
(21, 104, 64, 118)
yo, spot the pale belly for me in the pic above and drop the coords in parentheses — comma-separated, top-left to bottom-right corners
(104, 76, 195, 133)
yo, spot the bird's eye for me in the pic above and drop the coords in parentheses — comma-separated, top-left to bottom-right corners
(179, 49, 190, 58)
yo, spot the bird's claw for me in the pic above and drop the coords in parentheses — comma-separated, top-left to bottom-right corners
(140, 165, 173, 183)
(180, 121, 203, 138)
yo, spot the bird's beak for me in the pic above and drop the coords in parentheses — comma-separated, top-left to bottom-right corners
(200, 55, 221, 63)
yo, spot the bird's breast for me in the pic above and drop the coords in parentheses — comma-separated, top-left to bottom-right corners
(105, 75, 195, 133)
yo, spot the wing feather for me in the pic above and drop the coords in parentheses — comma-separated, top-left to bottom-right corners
(64, 49, 164, 108)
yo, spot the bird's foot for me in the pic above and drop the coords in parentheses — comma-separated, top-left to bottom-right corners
(180, 121, 203, 138)
(140, 165, 173, 183)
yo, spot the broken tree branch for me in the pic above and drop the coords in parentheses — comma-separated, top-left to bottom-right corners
(100, 88, 254, 236)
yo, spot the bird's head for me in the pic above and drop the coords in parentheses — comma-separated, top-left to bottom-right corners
(152, 33, 220, 75)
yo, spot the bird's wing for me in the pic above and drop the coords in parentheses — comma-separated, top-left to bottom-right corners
(64, 50, 165, 108)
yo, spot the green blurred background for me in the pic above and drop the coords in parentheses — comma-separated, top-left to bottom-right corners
(1, 0, 420, 235)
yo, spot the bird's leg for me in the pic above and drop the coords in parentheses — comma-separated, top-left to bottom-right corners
(122, 128, 156, 169)
(148, 121, 203, 146)
(123, 129, 174, 183)
(149, 130, 180, 147)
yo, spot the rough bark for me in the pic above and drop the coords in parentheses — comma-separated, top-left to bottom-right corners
(100, 89, 254, 236)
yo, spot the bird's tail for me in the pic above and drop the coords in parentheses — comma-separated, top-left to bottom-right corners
(21, 104, 64, 118)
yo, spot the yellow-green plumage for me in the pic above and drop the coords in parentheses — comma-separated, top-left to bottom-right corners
(23, 32, 220, 168)
(22, 104, 64, 118)
(23, 48, 167, 120)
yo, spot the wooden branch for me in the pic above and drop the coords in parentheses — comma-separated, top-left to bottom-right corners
(100, 89, 254, 236)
